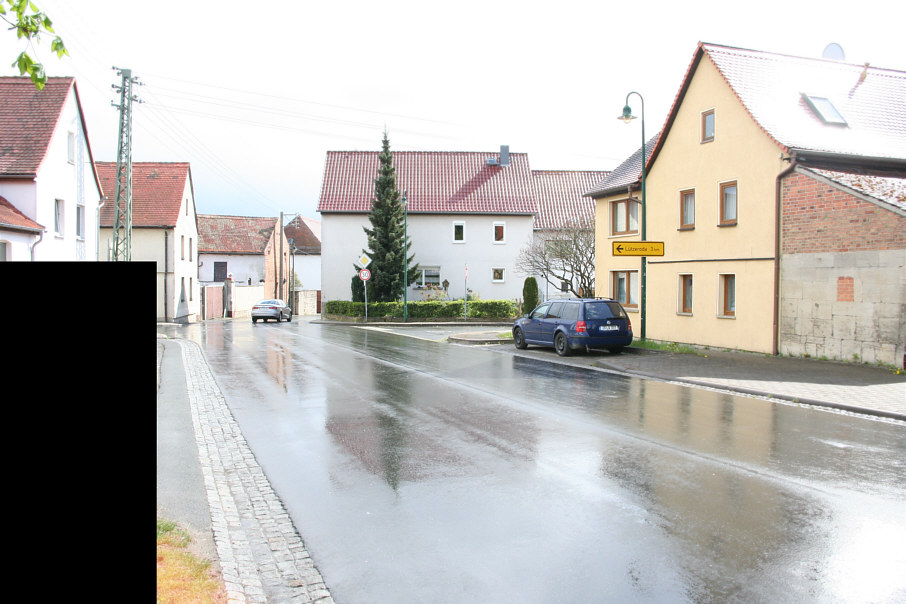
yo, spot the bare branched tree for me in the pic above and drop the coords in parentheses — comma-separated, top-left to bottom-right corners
(516, 216, 595, 297)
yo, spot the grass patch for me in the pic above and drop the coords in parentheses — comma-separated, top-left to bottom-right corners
(631, 339, 704, 355)
(497, 331, 513, 339)
(157, 519, 227, 604)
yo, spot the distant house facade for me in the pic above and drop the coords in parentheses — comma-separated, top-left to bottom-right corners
(318, 147, 538, 304)
(531, 170, 608, 300)
(97, 162, 200, 323)
(590, 42, 905, 366)
(285, 214, 322, 291)
(0, 77, 102, 261)
(197, 214, 291, 302)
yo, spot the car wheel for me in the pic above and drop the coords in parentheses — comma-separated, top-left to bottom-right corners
(513, 327, 527, 349)
(252, 318, 257, 323)
(286, 313, 292, 322)
(555, 332, 571, 356)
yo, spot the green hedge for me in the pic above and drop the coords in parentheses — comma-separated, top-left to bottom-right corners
(323, 299, 518, 320)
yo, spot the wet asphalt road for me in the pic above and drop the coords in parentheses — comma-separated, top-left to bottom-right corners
(170, 319, 906, 604)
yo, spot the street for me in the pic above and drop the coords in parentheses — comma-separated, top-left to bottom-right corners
(163, 318, 906, 604)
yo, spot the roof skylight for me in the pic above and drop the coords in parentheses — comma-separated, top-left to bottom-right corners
(802, 94, 848, 126)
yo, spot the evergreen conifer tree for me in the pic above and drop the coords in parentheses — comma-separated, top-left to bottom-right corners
(362, 131, 419, 302)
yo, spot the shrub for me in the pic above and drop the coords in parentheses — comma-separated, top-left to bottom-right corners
(323, 299, 518, 320)
(523, 277, 539, 313)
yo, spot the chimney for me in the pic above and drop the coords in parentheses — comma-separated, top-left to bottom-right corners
(500, 145, 510, 166)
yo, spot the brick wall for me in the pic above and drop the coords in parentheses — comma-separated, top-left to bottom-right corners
(782, 171, 905, 254)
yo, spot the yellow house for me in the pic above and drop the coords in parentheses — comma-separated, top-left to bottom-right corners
(591, 43, 906, 360)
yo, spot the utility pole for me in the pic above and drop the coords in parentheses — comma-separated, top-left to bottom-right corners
(110, 67, 141, 261)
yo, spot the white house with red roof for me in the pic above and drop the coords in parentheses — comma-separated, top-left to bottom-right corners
(196, 214, 291, 296)
(0, 76, 103, 261)
(318, 147, 541, 304)
(97, 161, 200, 322)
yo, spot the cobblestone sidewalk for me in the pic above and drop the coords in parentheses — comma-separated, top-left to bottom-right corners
(178, 339, 334, 604)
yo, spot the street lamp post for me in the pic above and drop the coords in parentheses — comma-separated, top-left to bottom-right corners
(619, 91, 647, 340)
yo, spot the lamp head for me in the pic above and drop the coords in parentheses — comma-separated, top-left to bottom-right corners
(619, 104, 636, 123)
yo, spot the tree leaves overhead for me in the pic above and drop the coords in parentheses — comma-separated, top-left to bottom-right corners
(2, 0, 68, 90)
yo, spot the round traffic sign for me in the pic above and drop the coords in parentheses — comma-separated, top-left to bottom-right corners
(359, 269, 371, 281)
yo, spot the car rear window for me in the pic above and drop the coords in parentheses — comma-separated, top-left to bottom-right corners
(560, 303, 579, 321)
(583, 301, 627, 320)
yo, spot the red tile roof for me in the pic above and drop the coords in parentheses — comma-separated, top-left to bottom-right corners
(532, 170, 608, 229)
(0, 76, 77, 176)
(96, 162, 192, 228)
(317, 150, 537, 215)
(284, 215, 321, 253)
(197, 214, 277, 254)
(0, 196, 43, 232)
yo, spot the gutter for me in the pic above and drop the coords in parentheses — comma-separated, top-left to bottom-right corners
(791, 149, 906, 174)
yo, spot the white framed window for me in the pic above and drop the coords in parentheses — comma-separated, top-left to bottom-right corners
(0, 241, 8, 261)
(493, 222, 506, 244)
(452, 221, 465, 243)
(492, 268, 505, 282)
(67, 131, 76, 164)
(76, 204, 85, 239)
(719, 274, 736, 318)
(416, 267, 441, 288)
(54, 199, 64, 236)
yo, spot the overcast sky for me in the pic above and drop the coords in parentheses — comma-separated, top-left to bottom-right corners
(4, 0, 904, 222)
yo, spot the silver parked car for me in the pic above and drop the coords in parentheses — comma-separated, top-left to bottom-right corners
(251, 299, 292, 323)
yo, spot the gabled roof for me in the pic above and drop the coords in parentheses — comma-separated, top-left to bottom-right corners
(197, 214, 277, 254)
(649, 42, 906, 169)
(585, 134, 660, 199)
(317, 150, 537, 215)
(0, 196, 43, 232)
(96, 162, 192, 228)
(284, 215, 321, 253)
(0, 76, 99, 184)
(532, 170, 608, 229)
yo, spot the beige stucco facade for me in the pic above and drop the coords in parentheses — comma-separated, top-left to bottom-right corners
(597, 57, 787, 353)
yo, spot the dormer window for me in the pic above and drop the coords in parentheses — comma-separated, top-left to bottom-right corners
(803, 94, 847, 126)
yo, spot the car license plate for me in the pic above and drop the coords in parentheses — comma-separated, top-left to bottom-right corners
(600, 325, 619, 331)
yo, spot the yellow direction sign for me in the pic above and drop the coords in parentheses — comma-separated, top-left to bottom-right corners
(612, 241, 665, 257)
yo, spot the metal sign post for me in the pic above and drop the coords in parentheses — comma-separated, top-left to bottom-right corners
(360, 268, 371, 322)
(464, 263, 468, 321)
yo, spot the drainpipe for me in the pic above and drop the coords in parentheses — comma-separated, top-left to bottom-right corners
(774, 153, 798, 357)
(96, 198, 105, 261)
(164, 230, 169, 321)
(29, 229, 44, 261)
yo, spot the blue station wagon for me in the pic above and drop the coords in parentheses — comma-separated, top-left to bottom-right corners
(513, 298, 633, 356)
